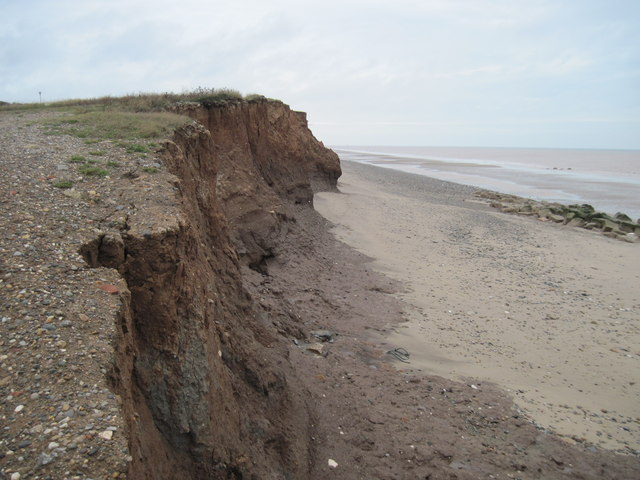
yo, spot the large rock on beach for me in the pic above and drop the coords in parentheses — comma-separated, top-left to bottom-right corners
(478, 193, 639, 243)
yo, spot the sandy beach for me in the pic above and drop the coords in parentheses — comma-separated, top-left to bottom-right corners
(315, 160, 640, 453)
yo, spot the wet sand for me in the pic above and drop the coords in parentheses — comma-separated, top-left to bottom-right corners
(315, 160, 640, 452)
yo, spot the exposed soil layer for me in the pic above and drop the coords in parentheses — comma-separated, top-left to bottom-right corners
(1, 103, 638, 480)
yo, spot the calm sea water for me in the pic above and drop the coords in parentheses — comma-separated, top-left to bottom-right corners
(333, 146, 640, 220)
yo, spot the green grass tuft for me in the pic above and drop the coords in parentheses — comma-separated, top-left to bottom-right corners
(142, 166, 159, 173)
(53, 180, 73, 189)
(69, 155, 86, 163)
(79, 166, 108, 177)
(126, 144, 149, 153)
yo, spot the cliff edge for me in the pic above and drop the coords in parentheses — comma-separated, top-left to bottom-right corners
(86, 100, 341, 478)
(175, 100, 341, 269)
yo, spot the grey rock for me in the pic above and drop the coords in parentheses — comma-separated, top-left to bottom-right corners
(37, 452, 54, 467)
(310, 329, 337, 342)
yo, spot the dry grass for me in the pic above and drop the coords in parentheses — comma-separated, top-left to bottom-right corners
(1, 88, 278, 155)
(42, 111, 190, 142)
(0, 88, 274, 113)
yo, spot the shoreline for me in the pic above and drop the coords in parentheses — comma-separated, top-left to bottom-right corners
(333, 147, 640, 220)
(315, 159, 640, 453)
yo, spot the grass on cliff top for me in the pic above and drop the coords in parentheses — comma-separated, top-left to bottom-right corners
(0, 88, 274, 114)
(1, 88, 276, 144)
(42, 110, 190, 142)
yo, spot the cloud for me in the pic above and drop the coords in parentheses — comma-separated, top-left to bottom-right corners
(1, 0, 639, 148)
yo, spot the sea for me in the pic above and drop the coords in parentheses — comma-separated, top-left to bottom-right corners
(333, 146, 640, 221)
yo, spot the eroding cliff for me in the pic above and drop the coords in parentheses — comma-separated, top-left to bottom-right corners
(82, 101, 340, 478)
(176, 100, 341, 268)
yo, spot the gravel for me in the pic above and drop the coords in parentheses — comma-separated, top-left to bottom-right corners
(0, 110, 150, 479)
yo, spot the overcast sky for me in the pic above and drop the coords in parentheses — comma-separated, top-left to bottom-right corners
(1, 0, 639, 148)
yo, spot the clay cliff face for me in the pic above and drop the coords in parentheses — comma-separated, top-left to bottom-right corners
(177, 100, 341, 269)
(84, 101, 340, 478)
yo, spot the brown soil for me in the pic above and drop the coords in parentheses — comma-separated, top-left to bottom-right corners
(1, 104, 639, 480)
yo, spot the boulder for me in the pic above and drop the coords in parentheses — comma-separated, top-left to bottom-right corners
(618, 222, 637, 234)
(567, 217, 586, 228)
(615, 212, 632, 222)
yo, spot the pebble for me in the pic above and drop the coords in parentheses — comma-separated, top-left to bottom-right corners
(0, 112, 131, 479)
(97, 284, 119, 294)
(328, 459, 338, 468)
(37, 452, 54, 466)
(30, 424, 43, 434)
(87, 446, 99, 456)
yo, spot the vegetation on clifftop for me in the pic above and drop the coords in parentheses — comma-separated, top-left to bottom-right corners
(0, 87, 275, 114)
(0, 88, 279, 160)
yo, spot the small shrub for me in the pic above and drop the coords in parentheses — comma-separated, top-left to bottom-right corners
(106, 160, 119, 167)
(142, 166, 158, 173)
(53, 180, 73, 189)
(196, 88, 243, 107)
(245, 93, 267, 102)
(126, 144, 149, 153)
(89, 150, 106, 156)
(79, 166, 108, 177)
(69, 155, 86, 163)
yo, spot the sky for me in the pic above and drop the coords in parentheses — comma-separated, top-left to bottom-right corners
(1, 0, 639, 148)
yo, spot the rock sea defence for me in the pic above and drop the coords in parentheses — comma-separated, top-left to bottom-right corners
(82, 100, 340, 478)
(477, 191, 640, 243)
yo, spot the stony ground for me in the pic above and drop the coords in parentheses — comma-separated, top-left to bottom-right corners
(0, 110, 160, 479)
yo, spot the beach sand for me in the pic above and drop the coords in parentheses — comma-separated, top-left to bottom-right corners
(315, 160, 640, 452)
